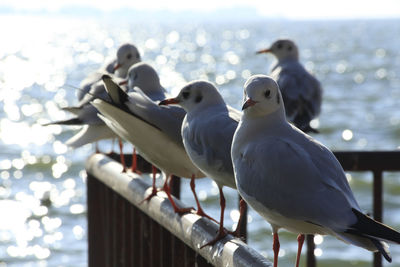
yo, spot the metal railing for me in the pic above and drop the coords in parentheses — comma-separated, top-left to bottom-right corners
(86, 151, 400, 267)
(305, 151, 400, 267)
(86, 153, 272, 267)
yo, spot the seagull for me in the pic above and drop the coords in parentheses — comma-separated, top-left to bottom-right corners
(256, 39, 322, 133)
(231, 75, 400, 267)
(78, 43, 141, 101)
(159, 80, 247, 247)
(92, 74, 216, 218)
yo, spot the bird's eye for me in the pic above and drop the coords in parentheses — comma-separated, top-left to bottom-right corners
(195, 95, 203, 103)
(277, 43, 283, 49)
(182, 91, 190, 99)
(264, 90, 271, 98)
(127, 53, 132, 60)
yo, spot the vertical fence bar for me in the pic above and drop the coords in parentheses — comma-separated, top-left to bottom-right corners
(169, 175, 181, 198)
(306, 235, 316, 267)
(373, 170, 383, 267)
(237, 195, 248, 243)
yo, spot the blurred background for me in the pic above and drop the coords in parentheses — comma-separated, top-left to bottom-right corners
(1, 0, 400, 266)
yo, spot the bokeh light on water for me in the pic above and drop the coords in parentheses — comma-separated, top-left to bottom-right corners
(0, 14, 400, 266)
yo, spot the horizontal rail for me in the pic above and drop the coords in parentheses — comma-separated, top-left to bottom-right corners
(86, 153, 272, 267)
(333, 151, 400, 171)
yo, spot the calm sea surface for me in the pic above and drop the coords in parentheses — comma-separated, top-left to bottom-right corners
(1, 14, 400, 266)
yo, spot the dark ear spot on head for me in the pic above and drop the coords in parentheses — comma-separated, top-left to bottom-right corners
(182, 91, 190, 99)
(287, 46, 292, 51)
(276, 93, 280, 104)
(195, 94, 203, 103)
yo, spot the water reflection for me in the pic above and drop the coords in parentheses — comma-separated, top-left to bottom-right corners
(0, 15, 400, 266)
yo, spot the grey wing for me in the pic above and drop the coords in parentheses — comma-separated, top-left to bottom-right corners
(184, 109, 238, 176)
(125, 90, 185, 146)
(273, 62, 322, 121)
(235, 137, 359, 231)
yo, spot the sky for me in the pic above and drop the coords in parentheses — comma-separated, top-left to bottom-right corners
(1, 0, 400, 20)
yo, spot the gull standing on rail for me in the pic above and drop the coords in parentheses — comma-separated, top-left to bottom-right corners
(257, 39, 322, 133)
(78, 43, 141, 101)
(159, 81, 247, 247)
(231, 75, 400, 267)
(92, 73, 217, 219)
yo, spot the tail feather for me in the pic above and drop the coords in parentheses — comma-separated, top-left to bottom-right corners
(42, 117, 83, 126)
(102, 75, 129, 105)
(346, 209, 400, 244)
(61, 106, 82, 115)
(370, 238, 392, 263)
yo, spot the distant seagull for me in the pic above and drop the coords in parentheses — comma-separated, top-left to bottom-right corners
(257, 39, 322, 133)
(78, 43, 141, 101)
(159, 80, 247, 247)
(231, 75, 400, 267)
(92, 74, 215, 218)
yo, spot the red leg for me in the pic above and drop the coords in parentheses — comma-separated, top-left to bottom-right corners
(131, 147, 142, 174)
(118, 138, 126, 172)
(162, 175, 193, 214)
(200, 186, 228, 248)
(273, 232, 280, 267)
(295, 234, 305, 267)
(189, 175, 218, 223)
(139, 165, 159, 204)
(229, 198, 247, 238)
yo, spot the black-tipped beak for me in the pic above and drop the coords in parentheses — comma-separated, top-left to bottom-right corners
(119, 80, 128, 86)
(242, 98, 258, 110)
(113, 63, 121, 71)
(159, 97, 180, 106)
(256, 48, 271, 54)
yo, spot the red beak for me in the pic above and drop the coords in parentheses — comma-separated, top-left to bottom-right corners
(256, 48, 272, 54)
(158, 98, 180, 106)
(119, 80, 128, 86)
(242, 98, 258, 110)
(113, 63, 121, 71)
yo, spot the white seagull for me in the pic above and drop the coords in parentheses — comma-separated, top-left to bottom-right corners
(231, 75, 400, 267)
(159, 80, 247, 247)
(257, 39, 322, 133)
(92, 74, 214, 217)
(78, 43, 141, 101)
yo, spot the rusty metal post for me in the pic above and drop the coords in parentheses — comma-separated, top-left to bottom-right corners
(373, 170, 383, 267)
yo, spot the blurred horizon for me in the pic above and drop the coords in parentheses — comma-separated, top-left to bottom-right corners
(2, 0, 400, 20)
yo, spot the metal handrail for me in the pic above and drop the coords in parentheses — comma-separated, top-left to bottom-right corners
(86, 153, 272, 267)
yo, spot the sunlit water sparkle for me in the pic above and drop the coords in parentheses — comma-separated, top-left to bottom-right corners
(1, 14, 400, 266)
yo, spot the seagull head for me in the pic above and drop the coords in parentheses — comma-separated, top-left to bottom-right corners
(159, 80, 224, 113)
(113, 43, 141, 77)
(242, 75, 284, 118)
(256, 39, 299, 61)
(126, 62, 161, 92)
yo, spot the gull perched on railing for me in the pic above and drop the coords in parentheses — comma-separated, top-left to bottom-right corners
(78, 43, 141, 101)
(92, 72, 219, 219)
(159, 81, 247, 247)
(231, 75, 400, 267)
(257, 39, 322, 133)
